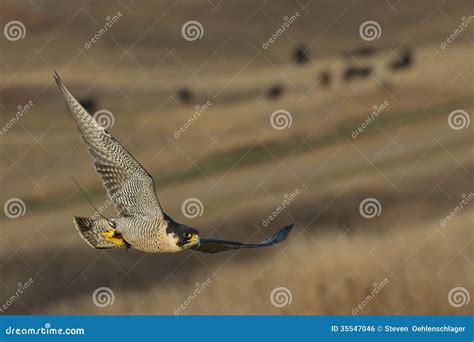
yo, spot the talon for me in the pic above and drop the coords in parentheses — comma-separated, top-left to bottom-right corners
(102, 229, 124, 247)
(102, 230, 115, 239)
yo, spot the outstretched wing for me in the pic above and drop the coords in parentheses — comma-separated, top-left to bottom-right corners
(54, 72, 163, 221)
(193, 224, 293, 254)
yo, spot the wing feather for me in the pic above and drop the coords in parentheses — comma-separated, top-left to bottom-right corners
(54, 72, 163, 220)
(193, 224, 293, 254)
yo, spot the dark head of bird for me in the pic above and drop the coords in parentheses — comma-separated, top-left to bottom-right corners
(172, 223, 200, 249)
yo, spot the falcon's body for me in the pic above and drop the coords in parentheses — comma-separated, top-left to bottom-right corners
(55, 72, 293, 254)
(97, 216, 182, 253)
(121, 216, 179, 253)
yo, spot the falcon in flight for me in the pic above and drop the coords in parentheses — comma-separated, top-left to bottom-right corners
(54, 72, 293, 254)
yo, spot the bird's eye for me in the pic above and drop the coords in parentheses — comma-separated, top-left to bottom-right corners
(109, 220, 116, 228)
(183, 232, 192, 239)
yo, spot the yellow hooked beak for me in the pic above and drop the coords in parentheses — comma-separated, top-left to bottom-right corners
(186, 234, 200, 248)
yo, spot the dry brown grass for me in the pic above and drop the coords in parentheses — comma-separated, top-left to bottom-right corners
(48, 211, 472, 315)
(1, 0, 473, 315)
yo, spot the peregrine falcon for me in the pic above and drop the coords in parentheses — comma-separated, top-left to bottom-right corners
(54, 72, 293, 254)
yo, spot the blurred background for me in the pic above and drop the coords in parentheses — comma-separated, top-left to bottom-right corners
(0, 0, 473, 315)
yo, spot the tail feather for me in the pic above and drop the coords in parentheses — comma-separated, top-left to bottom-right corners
(73, 217, 121, 249)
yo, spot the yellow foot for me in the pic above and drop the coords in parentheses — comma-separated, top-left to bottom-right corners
(102, 229, 124, 247)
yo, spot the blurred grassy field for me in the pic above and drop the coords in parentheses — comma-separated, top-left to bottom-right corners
(0, 0, 473, 315)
